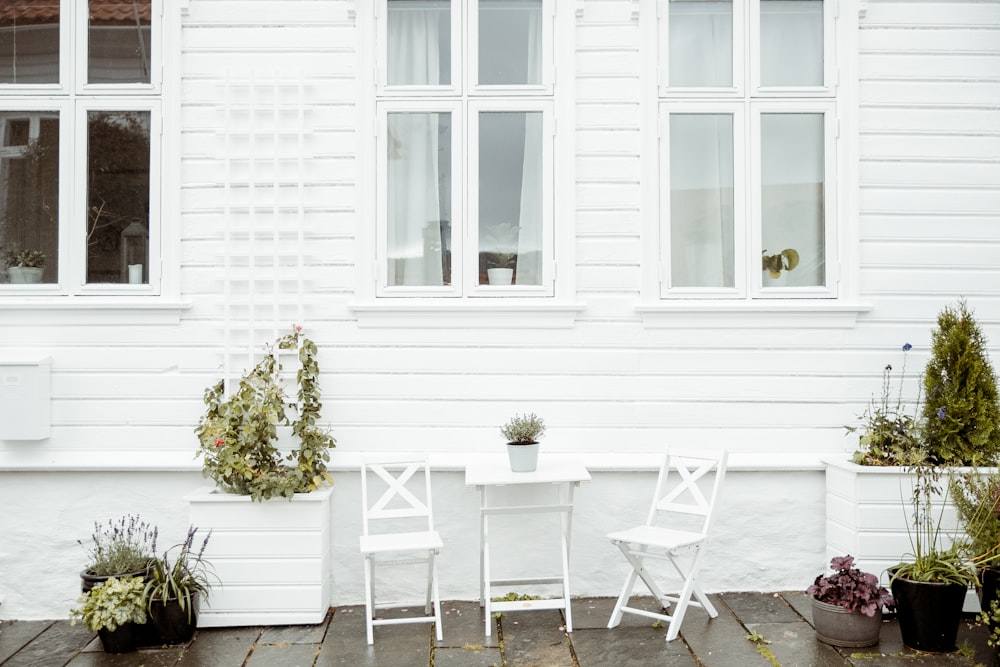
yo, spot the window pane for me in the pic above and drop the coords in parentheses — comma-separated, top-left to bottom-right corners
(0, 113, 59, 284)
(479, 111, 542, 286)
(87, 111, 150, 284)
(760, 0, 823, 87)
(88, 0, 152, 84)
(669, 0, 732, 88)
(0, 1, 60, 84)
(387, 112, 452, 286)
(761, 113, 824, 287)
(669, 114, 734, 288)
(479, 0, 542, 86)
(387, 0, 450, 86)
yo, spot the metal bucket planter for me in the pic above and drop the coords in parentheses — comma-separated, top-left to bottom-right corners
(810, 598, 883, 648)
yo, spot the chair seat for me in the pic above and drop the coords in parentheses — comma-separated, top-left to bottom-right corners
(608, 525, 705, 551)
(360, 530, 443, 555)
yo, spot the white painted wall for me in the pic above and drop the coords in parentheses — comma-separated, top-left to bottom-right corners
(1, 0, 998, 621)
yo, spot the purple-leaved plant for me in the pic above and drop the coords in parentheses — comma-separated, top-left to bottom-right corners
(807, 555, 895, 617)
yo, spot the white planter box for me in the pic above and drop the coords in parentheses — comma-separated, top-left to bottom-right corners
(186, 485, 334, 627)
(824, 458, 963, 584)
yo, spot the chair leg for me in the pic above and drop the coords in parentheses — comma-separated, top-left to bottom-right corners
(431, 551, 443, 642)
(363, 556, 375, 645)
(608, 541, 641, 629)
(663, 547, 710, 641)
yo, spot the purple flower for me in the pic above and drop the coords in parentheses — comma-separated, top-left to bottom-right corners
(902, 343, 912, 352)
(937, 407, 946, 419)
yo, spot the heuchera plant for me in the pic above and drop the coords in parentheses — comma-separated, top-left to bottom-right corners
(807, 555, 895, 617)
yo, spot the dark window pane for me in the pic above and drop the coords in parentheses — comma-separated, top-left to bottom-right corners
(89, 0, 151, 84)
(1, 112, 59, 284)
(87, 111, 150, 284)
(0, 1, 60, 84)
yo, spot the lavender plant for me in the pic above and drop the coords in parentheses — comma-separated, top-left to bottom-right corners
(144, 526, 215, 623)
(81, 514, 158, 576)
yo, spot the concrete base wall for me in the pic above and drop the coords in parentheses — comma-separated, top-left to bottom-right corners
(0, 468, 827, 620)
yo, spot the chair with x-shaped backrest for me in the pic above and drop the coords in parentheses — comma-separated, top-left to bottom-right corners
(359, 454, 444, 645)
(607, 448, 728, 641)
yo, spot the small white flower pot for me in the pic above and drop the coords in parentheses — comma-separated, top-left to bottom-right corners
(487, 268, 513, 285)
(506, 442, 539, 472)
(7, 267, 44, 284)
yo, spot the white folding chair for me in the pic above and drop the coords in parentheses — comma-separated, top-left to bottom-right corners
(607, 448, 728, 641)
(359, 454, 444, 645)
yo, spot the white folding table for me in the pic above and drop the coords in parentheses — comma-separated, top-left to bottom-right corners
(464, 455, 591, 636)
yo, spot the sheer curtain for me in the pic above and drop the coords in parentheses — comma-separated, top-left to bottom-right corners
(387, 2, 445, 286)
(669, 0, 733, 88)
(759, 0, 824, 87)
(514, 5, 542, 285)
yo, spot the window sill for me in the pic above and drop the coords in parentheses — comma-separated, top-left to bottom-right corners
(0, 298, 192, 325)
(349, 299, 587, 329)
(636, 300, 873, 329)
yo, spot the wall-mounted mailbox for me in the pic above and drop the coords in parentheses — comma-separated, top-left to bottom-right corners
(0, 357, 51, 440)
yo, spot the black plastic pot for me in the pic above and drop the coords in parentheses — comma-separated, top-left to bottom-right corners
(890, 575, 967, 652)
(80, 565, 151, 593)
(980, 567, 1000, 612)
(97, 622, 142, 653)
(149, 595, 199, 645)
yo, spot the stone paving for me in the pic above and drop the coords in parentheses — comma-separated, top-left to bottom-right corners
(1, 593, 997, 667)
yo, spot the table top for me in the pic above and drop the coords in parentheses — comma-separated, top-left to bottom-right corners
(465, 455, 591, 486)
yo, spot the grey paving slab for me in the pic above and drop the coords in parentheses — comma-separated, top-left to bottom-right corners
(571, 626, 696, 667)
(315, 604, 430, 667)
(433, 644, 502, 667)
(679, 594, 775, 667)
(571, 596, 668, 630)
(66, 645, 185, 667)
(246, 642, 321, 667)
(722, 590, 804, 624)
(258, 616, 329, 644)
(3, 620, 94, 667)
(498, 609, 574, 667)
(173, 627, 260, 667)
(437, 600, 499, 648)
(746, 619, 852, 667)
(0, 621, 53, 664)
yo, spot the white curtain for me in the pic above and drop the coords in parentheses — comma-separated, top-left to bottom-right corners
(387, 3, 444, 286)
(669, 0, 733, 88)
(760, 0, 824, 86)
(514, 5, 542, 284)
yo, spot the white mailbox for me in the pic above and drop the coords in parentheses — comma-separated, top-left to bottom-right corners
(0, 356, 51, 440)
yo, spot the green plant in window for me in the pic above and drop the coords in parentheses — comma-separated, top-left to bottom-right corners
(484, 221, 520, 269)
(2, 248, 45, 268)
(761, 248, 799, 278)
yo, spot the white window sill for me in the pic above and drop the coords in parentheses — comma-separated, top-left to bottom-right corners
(636, 301, 872, 329)
(0, 298, 191, 325)
(349, 300, 587, 329)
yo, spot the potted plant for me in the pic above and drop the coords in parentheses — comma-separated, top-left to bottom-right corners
(950, 470, 1000, 617)
(889, 463, 978, 653)
(761, 247, 798, 284)
(806, 554, 894, 647)
(194, 324, 335, 501)
(188, 324, 336, 627)
(483, 222, 519, 285)
(144, 526, 214, 645)
(501, 412, 545, 472)
(79, 514, 158, 593)
(4, 248, 46, 284)
(69, 575, 148, 653)
(919, 299, 1000, 467)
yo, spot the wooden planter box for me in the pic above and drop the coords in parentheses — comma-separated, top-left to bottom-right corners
(186, 485, 334, 627)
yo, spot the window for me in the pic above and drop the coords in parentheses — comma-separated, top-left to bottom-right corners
(0, 0, 160, 292)
(375, 0, 555, 298)
(658, 0, 838, 299)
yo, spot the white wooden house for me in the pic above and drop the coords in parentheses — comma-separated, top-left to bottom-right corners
(1, 0, 998, 620)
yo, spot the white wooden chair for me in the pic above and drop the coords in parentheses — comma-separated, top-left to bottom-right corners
(607, 448, 728, 641)
(359, 454, 444, 645)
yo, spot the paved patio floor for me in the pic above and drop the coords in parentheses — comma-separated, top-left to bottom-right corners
(1, 593, 996, 666)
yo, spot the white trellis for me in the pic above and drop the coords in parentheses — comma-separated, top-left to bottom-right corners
(218, 71, 310, 391)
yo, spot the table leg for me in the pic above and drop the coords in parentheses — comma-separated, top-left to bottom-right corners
(480, 485, 492, 636)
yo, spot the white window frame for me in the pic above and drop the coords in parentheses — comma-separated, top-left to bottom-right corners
(654, 0, 840, 302)
(0, 0, 165, 298)
(359, 0, 575, 315)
